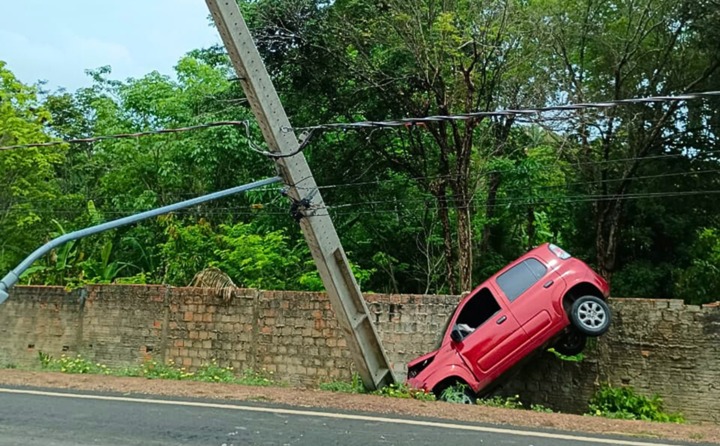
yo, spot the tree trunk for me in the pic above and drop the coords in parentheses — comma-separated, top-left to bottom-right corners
(431, 182, 457, 294)
(595, 199, 623, 279)
(526, 206, 536, 250)
(480, 171, 501, 254)
(456, 203, 473, 292)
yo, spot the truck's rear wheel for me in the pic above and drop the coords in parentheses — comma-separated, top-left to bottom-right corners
(553, 329, 587, 356)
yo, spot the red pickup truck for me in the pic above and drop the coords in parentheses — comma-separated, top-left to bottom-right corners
(406, 243, 610, 402)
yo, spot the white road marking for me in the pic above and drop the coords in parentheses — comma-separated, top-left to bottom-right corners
(0, 387, 678, 446)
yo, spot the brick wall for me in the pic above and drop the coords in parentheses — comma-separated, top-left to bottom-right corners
(0, 285, 718, 422)
(495, 298, 720, 423)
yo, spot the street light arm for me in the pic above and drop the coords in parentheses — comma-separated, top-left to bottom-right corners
(0, 176, 282, 305)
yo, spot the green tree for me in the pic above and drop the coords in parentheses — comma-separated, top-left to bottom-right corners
(674, 228, 720, 304)
(244, 0, 548, 292)
(0, 61, 65, 272)
(533, 0, 720, 278)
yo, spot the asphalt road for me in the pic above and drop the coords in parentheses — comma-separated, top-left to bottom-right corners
(0, 387, 702, 446)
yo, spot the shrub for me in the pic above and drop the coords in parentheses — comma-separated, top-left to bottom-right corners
(547, 348, 585, 362)
(36, 353, 277, 387)
(530, 404, 554, 413)
(440, 383, 474, 404)
(319, 373, 366, 394)
(234, 368, 276, 387)
(38, 352, 109, 375)
(477, 394, 524, 409)
(588, 384, 684, 423)
(193, 360, 236, 383)
(141, 359, 194, 380)
(373, 383, 436, 401)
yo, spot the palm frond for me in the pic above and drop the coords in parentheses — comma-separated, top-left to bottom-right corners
(189, 267, 237, 303)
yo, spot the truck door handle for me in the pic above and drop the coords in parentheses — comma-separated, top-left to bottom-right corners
(543, 280, 554, 288)
(496, 315, 507, 325)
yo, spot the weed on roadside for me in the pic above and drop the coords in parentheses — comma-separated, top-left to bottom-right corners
(530, 403, 554, 413)
(477, 394, 524, 409)
(35, 353, 276, 387)
(588, 384, 684, 423)
(547, 348, 585, 362)
(193, 360, 235, 383)
(141, 359, 194, 380)
(440, 384, 474, 404)
(38, 352, 110, 375)
(319, 373, 366, 394)
(373, 383, 436, 401)
(235, 368, 276, 387)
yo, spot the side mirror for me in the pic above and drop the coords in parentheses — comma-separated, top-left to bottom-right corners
(450, 327, 463, 344)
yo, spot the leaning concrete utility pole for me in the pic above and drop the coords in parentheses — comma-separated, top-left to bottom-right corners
(204, 1, 395, 389)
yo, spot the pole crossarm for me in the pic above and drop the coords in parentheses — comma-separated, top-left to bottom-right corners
(0, 177, 282, 305)
(205, 0, 396, 389)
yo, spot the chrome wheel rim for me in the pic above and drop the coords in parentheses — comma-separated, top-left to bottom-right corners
(578, 301, 606, 330)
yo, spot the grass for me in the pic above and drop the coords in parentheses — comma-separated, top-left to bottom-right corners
(530, 403, 555, 413)
(372, 382, 436, 401)
(319, 373, 366, 394)
(547, 348, 585, 362)
(319, 374, 435, 401)
(38, 352, 111, 375)
(477, 394, 525, 409)
(20, 354, 683, 424)
(319, 377, 552, 408)
(35, 351, 276, 387)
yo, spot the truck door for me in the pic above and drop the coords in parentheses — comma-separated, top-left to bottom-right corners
(452, 287, 527, 379)
(495, 257, 567, 339)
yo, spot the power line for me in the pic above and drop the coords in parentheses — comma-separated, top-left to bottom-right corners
(7, 166, 719, 209)
(0, 121, 249, 151)
(318, 187, 720, 212)
(285, 91, 720, 132)
(17, 187, 720, 219)
(302, 160, 720, 193)
(2, 91, 718, 153)
(312, 189, 720, 217)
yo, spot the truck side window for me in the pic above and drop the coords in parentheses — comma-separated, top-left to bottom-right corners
(496, 258, 548, 302)
(455, 288, 501, 333)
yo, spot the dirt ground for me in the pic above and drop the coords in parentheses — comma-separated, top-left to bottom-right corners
(0, 369, 717, 444)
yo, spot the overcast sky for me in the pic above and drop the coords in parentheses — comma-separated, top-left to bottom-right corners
(1, 0, 221, 91)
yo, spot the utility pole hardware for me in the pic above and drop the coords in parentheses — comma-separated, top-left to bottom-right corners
(204, 0, 395, 389)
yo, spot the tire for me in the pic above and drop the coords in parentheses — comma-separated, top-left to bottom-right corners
(553, 330, 587, 356)
(570, 295, 611, 337)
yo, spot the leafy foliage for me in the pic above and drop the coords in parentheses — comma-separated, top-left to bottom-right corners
(1, 0, 720, 301)
(37, 353, 276, 386)
(477, 394, 525, 410)
(530, 404, 554, 413)
(547, 348, 585, 363)
(588, 384, 684, 423)
(674, 228, 720, 304)
(372, 383, 436, 401)
(38, 352, 110, 375)
(0, 62, 65, 273)
(439, 383, 474, 404)
(319, 373, 367, 394)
